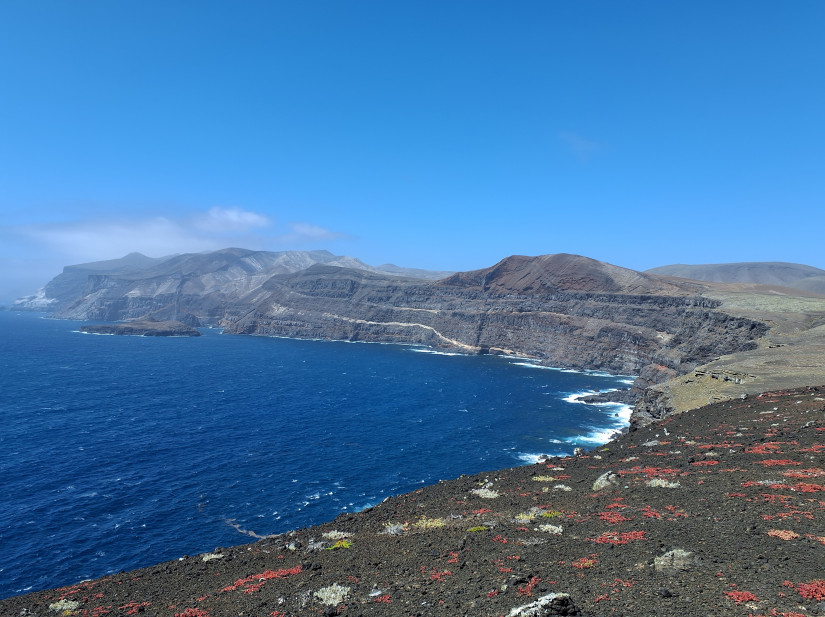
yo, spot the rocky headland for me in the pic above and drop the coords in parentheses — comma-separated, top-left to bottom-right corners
(79, 319, 201, 337)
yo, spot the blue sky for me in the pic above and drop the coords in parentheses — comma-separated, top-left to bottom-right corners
(1, 1, 823, 301)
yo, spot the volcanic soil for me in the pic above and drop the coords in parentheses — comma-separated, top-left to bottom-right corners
(3, 386, 824, 617)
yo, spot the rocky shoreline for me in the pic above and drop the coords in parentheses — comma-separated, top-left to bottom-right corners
(79, 320, 201, 337)
(3, 385, 823, 617)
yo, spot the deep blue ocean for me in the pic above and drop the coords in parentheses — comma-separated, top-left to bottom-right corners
(0, 311, 633, 599)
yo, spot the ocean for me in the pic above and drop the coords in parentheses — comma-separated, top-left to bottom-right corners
(0, 310, 633, 599)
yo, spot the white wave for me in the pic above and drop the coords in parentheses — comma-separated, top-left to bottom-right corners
(562, 389, 614, 404)
(510, 361, 564, 371)
(565, 426, 623, 445)
(407, 348, 463, 357)
(509, 360, 636, 381)
(516, 452, 552, 464)
(562, 400, 632, 447)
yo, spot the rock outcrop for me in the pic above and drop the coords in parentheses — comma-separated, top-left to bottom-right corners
(79, 319, 201, 337)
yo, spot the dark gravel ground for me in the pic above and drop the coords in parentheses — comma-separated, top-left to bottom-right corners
(3, 386, 824, 617)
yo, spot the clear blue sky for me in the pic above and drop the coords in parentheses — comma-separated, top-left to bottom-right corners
(1, 1, 823, 301)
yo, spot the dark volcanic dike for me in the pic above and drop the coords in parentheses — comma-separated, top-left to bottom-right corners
(3, 385, 823, 616)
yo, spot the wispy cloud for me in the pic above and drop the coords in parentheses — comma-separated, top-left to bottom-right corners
(13, 208, 271, 263)
(194, 207, 271, 233)
(0, 207, 344, 300)
(9, 207, 342, 264)
(559, 131, 604, 162)
(277, 222, 343, 243)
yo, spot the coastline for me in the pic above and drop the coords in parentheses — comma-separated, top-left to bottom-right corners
(3, 294, 825, 617)
(3, 384, 822, 616)
(0, 313, 638, 601)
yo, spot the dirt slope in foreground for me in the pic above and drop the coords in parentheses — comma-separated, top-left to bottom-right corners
(3, 387, 824, 617)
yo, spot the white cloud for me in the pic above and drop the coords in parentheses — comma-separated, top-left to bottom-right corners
(15, 214, 249, 263)
(0, 207, 345, 301)
(283, 222, 342, 241)
(9, 208, 339, 264)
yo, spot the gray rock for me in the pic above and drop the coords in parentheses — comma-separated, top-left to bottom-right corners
(506, 592, 579, 616)
(654, 548, 702, 573)
(592, 471, 620, 491)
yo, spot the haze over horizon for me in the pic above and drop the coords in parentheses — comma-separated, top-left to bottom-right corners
(2, 1, 823, 303)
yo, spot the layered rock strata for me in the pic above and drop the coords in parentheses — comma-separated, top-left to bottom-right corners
(22, 249, 821, 424)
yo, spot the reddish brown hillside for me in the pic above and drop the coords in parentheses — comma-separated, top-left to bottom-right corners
(440, 253, 698, 296)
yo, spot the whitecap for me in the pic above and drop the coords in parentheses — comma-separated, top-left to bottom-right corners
(562, 389, 609, 404)
(565, 426, 622, 445)
(564, 404, 631, 447)
(510, 361, 564, 371)
(516, 452, 551, 464)
(407, 348, 462, 357)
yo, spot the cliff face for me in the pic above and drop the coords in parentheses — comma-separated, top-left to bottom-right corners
(222, 256, 768, 396)
(23, 250, 773, 419)
(14, 248, 453, 318)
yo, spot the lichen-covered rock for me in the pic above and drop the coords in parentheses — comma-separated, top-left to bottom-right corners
(592, 471, 620, 491)
(506, 592, 579, 616)
(654, 548, 702, 573)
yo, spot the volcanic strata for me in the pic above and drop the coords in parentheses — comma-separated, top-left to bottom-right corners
(17, 249, 805, 421)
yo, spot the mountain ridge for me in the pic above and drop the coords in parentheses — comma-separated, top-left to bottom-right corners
(12, 249, 825, 429)
(646, 261, 825, 295)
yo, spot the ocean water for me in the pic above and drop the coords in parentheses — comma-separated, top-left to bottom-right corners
(0, 311, 633, 598)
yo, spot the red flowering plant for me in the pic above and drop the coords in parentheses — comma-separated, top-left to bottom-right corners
(588, 530, 646, 545)
(571, 555, 599, 569)
(220, 565, 302, 594)
(723, 590, 758, 603)
(797, 579, 825, 601)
